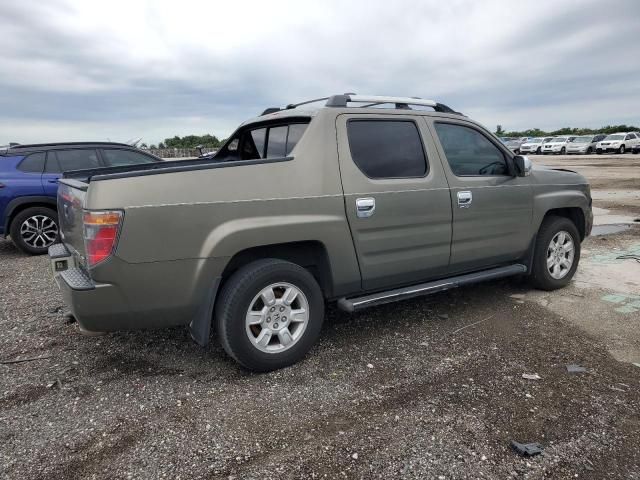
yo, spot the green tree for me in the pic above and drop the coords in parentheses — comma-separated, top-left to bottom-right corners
(495, 125, 504, 136)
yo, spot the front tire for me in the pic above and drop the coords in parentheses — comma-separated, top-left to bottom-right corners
(536, 147, 542, 154)
(618, 145, 626, 154)
(215, 259, 325, 372)
(530, 216, 580, 291)
(9, 207, 59, 255)
(560, 147, 566, 155)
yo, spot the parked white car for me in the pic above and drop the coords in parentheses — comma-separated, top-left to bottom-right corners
(566, 134, 607, 155)
(542, 136, 576, 155)
(596, 132, 640, 154)
(519, 137, 554, 155)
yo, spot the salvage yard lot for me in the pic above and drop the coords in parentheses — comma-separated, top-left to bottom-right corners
(1, 155, 639, 479)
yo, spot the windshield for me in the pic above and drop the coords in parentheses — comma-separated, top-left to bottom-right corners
(604, 134, 624, 141)
(527, 138, 543, 143)
(550, 137, 567, 142)
(572, 136, 591, 143)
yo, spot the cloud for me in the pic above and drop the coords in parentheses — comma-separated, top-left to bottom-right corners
(0, 0, 639, 144)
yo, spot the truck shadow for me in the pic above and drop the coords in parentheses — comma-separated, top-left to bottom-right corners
(75, 278, 526, 380)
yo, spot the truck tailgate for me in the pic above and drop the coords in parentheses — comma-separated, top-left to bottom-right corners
(57, 179, 88, 265)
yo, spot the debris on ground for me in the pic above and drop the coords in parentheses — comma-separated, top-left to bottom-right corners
(566, 364, 587, 374)
(522, 373, 541, 380)
(510, 441, 544, 457)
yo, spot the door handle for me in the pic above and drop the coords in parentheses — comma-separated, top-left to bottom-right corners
(356, 197, 376, 218)
(457, 191, 472, 208)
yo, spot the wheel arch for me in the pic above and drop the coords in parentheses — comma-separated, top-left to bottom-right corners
(221, 240, 335, 298)
(4, 196, 57, 233)
(540, 207, 586, 240)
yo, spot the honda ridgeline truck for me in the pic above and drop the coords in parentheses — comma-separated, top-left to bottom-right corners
(49, 94, 593, 371)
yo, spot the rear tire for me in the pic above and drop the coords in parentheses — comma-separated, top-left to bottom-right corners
(530, 216, 580, 291)
(215, 259, 325, 372)
(9, 207, 59, 255)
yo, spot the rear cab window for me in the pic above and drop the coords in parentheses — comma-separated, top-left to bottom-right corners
(346, 119, 428, 178)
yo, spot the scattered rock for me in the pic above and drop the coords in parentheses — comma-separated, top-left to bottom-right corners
(366, 363, 374, 369)
(351, 453, 358, 460)
(566, 364, 587, 374)
(522, 373, 541, 381)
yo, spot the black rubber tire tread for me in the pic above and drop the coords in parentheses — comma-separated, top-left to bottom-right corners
(9, 206, 59, 255)
(530, 215, 580, 291)
(215, 258, 324, 372)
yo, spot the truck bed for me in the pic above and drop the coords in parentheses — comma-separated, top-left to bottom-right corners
(62, 156, 292, 184)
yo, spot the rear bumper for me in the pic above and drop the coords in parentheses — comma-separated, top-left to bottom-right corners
(49, 244, 131, 333)
(49, 244, 227, 335)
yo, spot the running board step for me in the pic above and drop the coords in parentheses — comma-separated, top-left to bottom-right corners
(337, 264, 527, 313)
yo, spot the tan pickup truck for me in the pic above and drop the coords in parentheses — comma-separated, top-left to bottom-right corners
(49, 94, 593, 371)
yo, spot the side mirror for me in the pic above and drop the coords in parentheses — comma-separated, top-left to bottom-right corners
(514, 155, 532, 177)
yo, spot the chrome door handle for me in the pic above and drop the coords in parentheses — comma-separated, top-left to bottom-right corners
(457, 191, 472, 208)
(356, 197, 376, 218)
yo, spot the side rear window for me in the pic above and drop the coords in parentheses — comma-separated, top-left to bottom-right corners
(101, 149, 159, 167)
(434, 123, 509, 176)
(266, 126, 287, 158)
(17, 152, 45, 173)
(45, 149, 100, 173)
(221, 122, 310, 161)
(347, 120, 427, 178)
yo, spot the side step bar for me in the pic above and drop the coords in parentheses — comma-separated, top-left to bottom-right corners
(337, 264, 527, 313)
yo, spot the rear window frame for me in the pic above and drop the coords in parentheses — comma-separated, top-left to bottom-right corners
(345, 117, 430, 180)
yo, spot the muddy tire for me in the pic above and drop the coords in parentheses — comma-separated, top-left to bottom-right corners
(530, 216, 581, 291)
(215, 259, 324, 372)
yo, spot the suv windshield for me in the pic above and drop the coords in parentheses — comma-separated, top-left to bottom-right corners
(573, 136, 591, 143)
(527, 138, 542, 143)
(604, 134, 624, 141)
(550, 137, 567, 142)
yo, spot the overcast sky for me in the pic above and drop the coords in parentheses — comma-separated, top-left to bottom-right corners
(1, 0, 639, 145)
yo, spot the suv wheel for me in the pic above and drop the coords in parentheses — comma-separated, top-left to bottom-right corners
(560, 147, 566, 154)
(530, 216, 580, 291)
(215, 259, 324, 372)
(9, 207, 59, 255)
(618, 145, 626, 154)
(586, 147, 593, 154)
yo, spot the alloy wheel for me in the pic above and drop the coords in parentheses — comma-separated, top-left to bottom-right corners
(546, 230, 575, 280)
(19, 215, 58, 249)
(245, 282, 310, 353)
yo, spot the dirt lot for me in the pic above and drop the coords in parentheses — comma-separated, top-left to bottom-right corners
(1, 155, 639, 479)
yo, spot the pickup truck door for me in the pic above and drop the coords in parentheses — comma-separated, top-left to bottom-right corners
(336, 114, 452, 291)
(428, 119, 533, 271)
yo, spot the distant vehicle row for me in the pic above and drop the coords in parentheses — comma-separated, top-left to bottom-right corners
(500, 132, 640, 155)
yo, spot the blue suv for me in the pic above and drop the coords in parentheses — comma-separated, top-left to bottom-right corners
(0, 142, 162, 254)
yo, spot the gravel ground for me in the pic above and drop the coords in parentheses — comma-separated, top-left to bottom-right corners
(1, 154, 640, 479)
(1, 235, 639, 479)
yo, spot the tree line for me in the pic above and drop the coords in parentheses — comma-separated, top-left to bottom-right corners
(141, 134, 224, 150)
(495, 124, 640, 138)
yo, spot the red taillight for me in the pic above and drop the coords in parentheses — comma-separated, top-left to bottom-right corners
(83, 210, 123, 267)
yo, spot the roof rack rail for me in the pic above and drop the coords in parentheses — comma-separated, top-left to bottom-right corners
(259, 94, 462, 116)
(326, 94, 461, 114)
